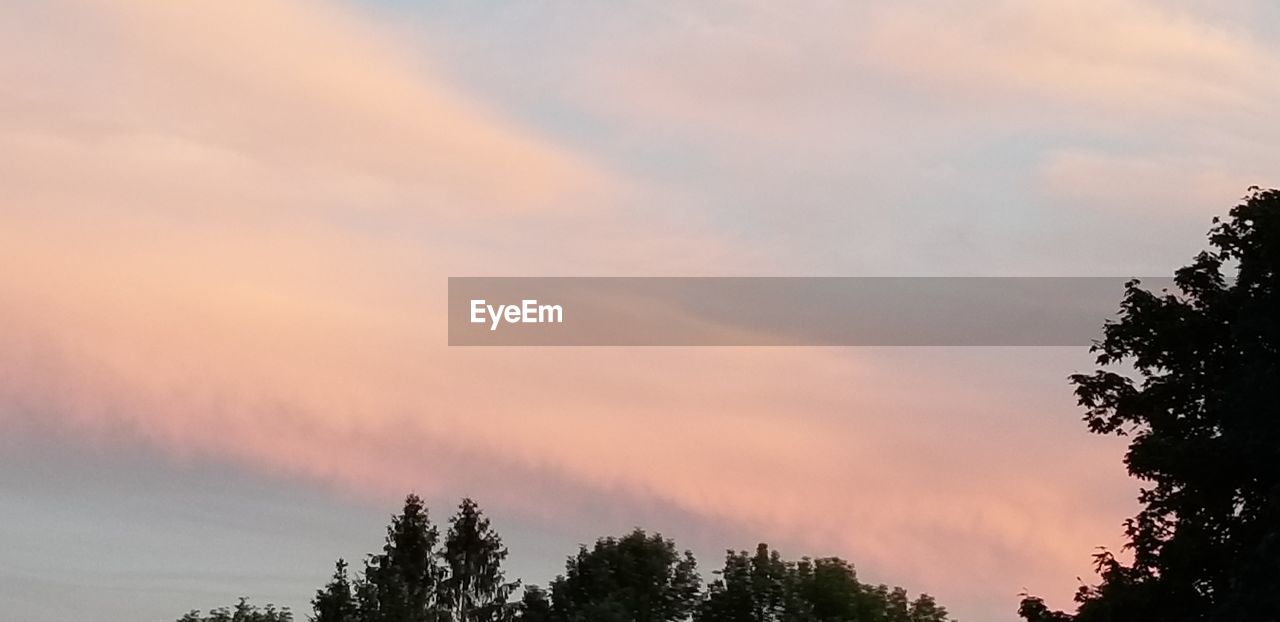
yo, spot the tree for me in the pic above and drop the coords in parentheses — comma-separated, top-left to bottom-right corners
(697, 545, 952, 622)
(698, 544, 791, 622)
(1019, 188, 1280, 621)
(516, 586, 553, 622)
(795, 557, 882, 622)
(906, 594, 949, 622)
(1016, 596, 1071, 622)
(546, 529, 701, 622)
(440, 498, 520, 622)
(312, 559, 359, 622)
(177, 598, 292, 622)
(359, 493, 444, 622)
(173, 496, 954, 622)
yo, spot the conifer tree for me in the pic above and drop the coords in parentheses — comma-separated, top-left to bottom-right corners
(440, 498, 519, 622)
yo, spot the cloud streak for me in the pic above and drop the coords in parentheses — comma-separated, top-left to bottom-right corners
(6, 1, 1256, 620)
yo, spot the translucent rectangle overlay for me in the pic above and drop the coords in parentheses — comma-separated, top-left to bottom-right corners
(448, 277, 1173, 346)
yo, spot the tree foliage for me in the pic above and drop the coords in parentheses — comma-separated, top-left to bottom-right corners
(179, 501, 954, 622)
(440, 498, 520, 622)
(313, 559, 359, 622)
(535, 529, 702, 622)
(1020, 188, 1280, 621)
(697, 544, 950, 622)
(515, 586, 553, 622)
(178, 598, 292, 622)
(306, 494, 522, 622)
(359, 493, 444, 622)
(174, 498, 956, 622)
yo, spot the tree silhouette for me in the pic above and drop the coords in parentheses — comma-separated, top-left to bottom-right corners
(904, 593, 949, 622)
(177, 501, 956, 622)
(312, 559, 358, 622)
(178, 598, 292, 622)
(697, 544, 790, 622)
(515, 586, 553, 622)
(1020, 188, 1280, 621)
(532, 529, 701, 622)
(440, 498, 520, 622)
(359, 494, 444, 622)
(520, 537, 952, 622)
(794, 557, 863, 621)
(697, 544, 951, 622)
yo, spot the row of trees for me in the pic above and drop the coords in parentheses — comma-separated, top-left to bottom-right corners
(524, 533, 947, 622)
(309, 496, 516, 622)
(177, 495, 952, 622)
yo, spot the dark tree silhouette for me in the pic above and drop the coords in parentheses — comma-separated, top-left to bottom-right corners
(312, 559, 359, 622)
(697, 544, 951, 622)
(178, 598, 292, 622)
(515, 586, 553, 622)
(903, 593, 949, 622)
(793, 557, 861, 621)
(177, 500, 956, 622)
(1020, 188, 1280, 621)
(531, 529, 701, 622)
(358, 494, 444, 622)
(440, 498, 520, 622)
(697, 544, 791, 622)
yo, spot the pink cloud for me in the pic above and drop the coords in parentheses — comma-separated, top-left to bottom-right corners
(1038, 149, 1263, 213)
(3, 0, 614, 218)
(0, 1, 1144, 619)
(861, 0, 1280, 126)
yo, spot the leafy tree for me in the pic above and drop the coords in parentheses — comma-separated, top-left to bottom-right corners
(697, 545, 951, 622)
(516, 586, 554, 622)
(792, 557, 860, 621)
(546, 529, 701, 622)
(359, 493, 444, 622)
(177, 598, 292, 622)
(698, 544, 791, 622)
(1019, 188, 1280, 621)
(1017, 596, 1072, 622)
(312, 559, 359, 622)
(888, 587, 912, 622)
(440, 498, 520, 622)
(906, 594, 948, 622)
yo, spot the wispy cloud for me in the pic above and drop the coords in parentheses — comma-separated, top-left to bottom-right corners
(4, 1, 1259, 621)
(862, 0, 1280, 124)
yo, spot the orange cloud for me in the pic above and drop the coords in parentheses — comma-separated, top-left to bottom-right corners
(4, 0, 612, 218)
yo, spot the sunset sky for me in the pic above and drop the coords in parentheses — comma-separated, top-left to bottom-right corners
(2, 1, 1278, 621)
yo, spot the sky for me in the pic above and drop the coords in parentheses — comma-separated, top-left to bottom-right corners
(1, 1, 1278, 620)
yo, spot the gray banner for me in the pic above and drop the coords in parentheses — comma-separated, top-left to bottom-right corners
(448, 277, 1174, 346)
